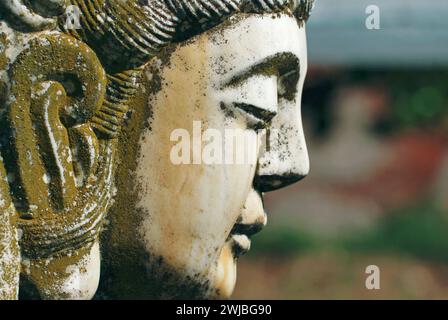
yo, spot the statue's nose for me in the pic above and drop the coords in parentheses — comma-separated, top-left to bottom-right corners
(254, 99, 309, 192)
(254, 172, 307, 192)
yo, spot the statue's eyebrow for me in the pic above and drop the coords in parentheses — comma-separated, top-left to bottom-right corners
(220, 52, 300, 92)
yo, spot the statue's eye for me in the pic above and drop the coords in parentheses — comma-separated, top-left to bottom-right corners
(218, 52, 300, 129)
(219, 74, 278, 130)
(234, 102, 277, 130)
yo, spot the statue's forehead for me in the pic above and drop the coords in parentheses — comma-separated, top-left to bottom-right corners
(206, 14, 306, 78)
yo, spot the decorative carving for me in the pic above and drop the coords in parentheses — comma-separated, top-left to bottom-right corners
(6, 33, 112, 259)
(0, 6, 113, 297)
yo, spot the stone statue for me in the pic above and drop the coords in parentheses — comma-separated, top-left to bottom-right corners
(0, 0, 314, 299)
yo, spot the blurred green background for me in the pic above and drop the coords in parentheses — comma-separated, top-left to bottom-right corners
(234, 0, 448, 299)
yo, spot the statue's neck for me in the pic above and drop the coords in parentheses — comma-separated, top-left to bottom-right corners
(96, 220, 159, 299)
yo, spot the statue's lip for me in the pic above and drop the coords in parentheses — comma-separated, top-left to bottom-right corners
(229, 212, 268, 257)
(230, 215, 267, 237)
(230, 233, 251, 257)
(229, 189, 267, 257)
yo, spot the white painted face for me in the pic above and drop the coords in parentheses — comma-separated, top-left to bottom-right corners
(135, 12, 309, 298)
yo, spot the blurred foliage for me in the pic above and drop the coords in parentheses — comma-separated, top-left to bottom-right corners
(393, 86, 445, 127)
(343, 202, 448, 262)
(248, 224, 317, 257)
(248, 202, 448, 263)
(303, 69, 448, 138)
(353, 69, 448, 131)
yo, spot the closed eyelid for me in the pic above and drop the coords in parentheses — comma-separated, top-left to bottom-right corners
(235, 102, 277, 123)
(217, 53, 300, 128)
(223, 102, 277, 130)
(219, 73, 278, 117)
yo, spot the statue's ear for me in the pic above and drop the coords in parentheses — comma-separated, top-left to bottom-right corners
(2, 33, 115, 258)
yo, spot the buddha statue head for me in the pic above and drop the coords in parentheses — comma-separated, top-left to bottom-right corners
(93, 0, 314, 299)
(0, 0, 313, 299)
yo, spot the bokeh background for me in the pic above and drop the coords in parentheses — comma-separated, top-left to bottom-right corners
(234, 0, 448, 299)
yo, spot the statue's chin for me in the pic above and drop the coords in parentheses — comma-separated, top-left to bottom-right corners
(212, 242, 237, 299)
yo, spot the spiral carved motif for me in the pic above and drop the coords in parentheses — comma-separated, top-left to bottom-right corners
(1, 34, 114, 259)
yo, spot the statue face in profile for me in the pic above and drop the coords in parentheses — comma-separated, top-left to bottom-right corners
(0, 0, 313, 299)
(104, 12, 311, 299)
